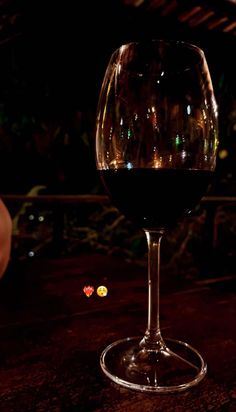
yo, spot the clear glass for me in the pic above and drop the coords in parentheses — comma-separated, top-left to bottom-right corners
(96, 40, 218, 393)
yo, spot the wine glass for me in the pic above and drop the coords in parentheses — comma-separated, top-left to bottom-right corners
(95, 40, 218, 393)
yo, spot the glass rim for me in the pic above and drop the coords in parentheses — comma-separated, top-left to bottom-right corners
(111, 39, 205, 58)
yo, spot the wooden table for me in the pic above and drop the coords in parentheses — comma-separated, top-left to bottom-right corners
(0, 254, 235, 411)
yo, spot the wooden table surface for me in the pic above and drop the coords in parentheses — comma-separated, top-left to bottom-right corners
(0, 254, 235, 412)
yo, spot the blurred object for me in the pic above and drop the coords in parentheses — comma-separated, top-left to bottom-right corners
(216, 73, 236, 195)
(122, 0, 236, 36)
(2, 194, 236, 280)
(0, 109, 99, 195)
(12, 185, 46, 236)
(122, 0, 145, 6)
(0, 0, 22, 45)
(0, 198, 12, 278)
(1, 0, 236, 43)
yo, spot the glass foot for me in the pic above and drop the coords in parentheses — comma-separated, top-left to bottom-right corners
(100, 337, 207, 393)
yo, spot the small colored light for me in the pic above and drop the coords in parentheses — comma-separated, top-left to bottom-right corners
(219, 149, 228, 160)
(175, 135, 180, 145)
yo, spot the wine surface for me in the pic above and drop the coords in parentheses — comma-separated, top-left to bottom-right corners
(100, 168, 213, 229)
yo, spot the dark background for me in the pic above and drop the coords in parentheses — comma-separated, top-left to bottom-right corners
(0, 0, 236, 195)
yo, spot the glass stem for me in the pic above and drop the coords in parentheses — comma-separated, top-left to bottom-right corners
(140, 230, 166, 351)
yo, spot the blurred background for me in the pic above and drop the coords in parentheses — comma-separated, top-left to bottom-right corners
(0, 0, 236, 274)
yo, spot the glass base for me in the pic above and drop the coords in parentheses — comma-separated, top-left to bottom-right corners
(100, 337, 207, 393)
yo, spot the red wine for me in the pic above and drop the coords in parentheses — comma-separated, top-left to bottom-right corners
(100, 168, 213, 229)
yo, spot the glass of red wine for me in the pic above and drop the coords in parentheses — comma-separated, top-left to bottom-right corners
(96, 40, 218, 393)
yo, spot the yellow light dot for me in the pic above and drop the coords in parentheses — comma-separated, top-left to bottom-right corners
(219, 149, 228, 160)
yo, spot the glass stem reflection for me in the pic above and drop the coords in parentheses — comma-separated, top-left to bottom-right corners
(140, 230, 166, 351)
